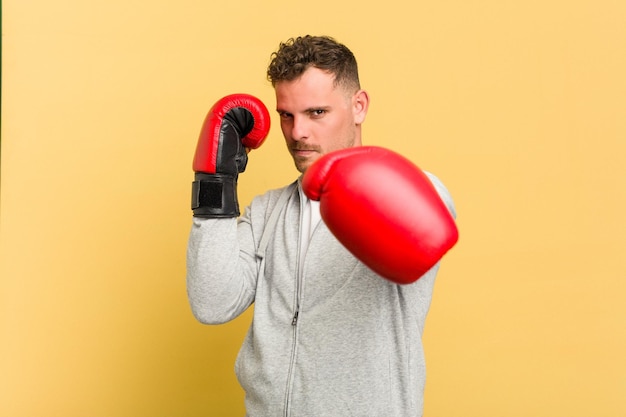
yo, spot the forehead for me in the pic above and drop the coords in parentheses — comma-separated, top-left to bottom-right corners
(275, 67, 343, 111)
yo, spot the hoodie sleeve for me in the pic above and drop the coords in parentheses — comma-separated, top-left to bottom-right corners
(186, 208, 259, 325)
(425, 171, 457, 219)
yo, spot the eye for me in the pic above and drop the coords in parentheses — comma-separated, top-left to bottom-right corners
(278, 111, 293, 120)
(309, 109, 327, 118)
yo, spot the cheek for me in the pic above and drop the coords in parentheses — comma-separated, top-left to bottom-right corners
(320, 119, 343, 144)
(337, 118, 357, 146)
(279, 121, 291, 140)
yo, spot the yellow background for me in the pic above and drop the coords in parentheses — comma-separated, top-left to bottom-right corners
(2, 0, 625, 416)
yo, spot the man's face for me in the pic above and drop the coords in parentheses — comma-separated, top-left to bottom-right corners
(275, 67, 368, 173)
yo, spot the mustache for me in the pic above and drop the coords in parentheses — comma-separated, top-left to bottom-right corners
(290, 145, 320, 152)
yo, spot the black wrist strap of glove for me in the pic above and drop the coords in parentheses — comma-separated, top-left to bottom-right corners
(191, 173, 239, 218)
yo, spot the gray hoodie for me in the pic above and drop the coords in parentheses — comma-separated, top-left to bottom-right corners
(187, 174, 456, 417)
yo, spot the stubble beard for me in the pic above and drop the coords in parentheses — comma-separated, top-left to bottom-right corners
(291, 130, 358, 173)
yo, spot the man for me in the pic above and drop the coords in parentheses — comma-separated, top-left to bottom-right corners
(187, 35, 457, 416)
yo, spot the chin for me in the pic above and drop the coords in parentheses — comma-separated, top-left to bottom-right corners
(294, 158, 314, 173)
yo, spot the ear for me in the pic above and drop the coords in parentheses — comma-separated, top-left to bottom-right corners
(352, 89, 370, 125)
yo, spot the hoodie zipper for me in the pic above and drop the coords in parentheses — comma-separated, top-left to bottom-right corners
(283, 198, 305, 417)
(284, 260, 301, 417)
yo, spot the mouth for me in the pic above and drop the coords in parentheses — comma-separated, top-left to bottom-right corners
(291, 147, 319, 158)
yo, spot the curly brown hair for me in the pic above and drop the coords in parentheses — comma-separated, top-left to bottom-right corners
(267, 35, 360, 93)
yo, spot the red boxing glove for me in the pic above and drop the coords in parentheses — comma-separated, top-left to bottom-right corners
(302, 146, 458, 284)
(191, 94, 270, 217)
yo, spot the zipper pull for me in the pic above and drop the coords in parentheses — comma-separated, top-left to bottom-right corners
(291, 311, 299, 326)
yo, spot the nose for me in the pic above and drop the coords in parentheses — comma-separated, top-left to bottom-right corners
(289, 115, 309, 142)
